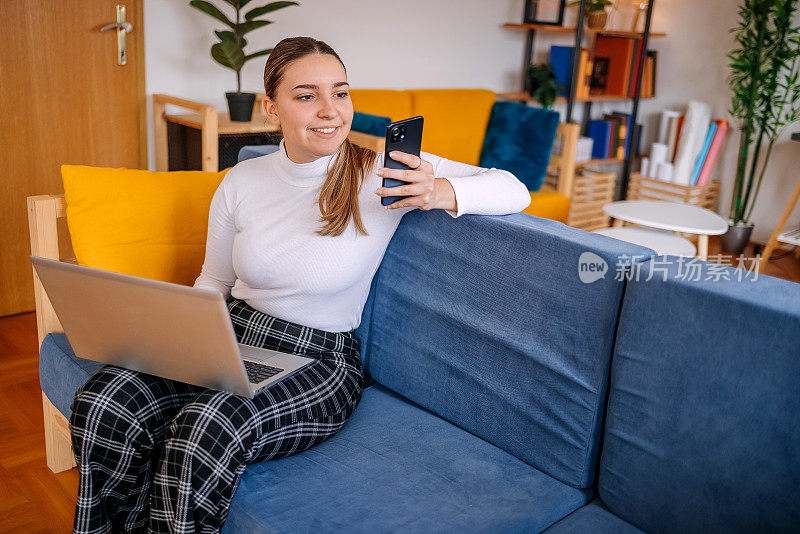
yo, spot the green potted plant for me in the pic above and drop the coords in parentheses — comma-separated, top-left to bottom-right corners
(725, 0, 800, 253)
(567, 0, 614, 29)
(189, 0, 299, 121)
(527, 64, 565, 109)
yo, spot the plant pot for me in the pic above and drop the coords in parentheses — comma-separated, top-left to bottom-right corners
(226, 92, 256, 122)
(587, 10, 609, 29)
(720, 221, 755, 254)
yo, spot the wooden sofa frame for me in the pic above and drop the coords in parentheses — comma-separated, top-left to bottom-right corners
(27, 193, 79, 472)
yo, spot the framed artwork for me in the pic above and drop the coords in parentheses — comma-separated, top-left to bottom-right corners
(524, 0, 566, 26)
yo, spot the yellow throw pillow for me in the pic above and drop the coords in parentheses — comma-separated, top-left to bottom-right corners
(61, 165, 230, 286)
(349, 89, 413, 122)
(407, 89, 496, 165)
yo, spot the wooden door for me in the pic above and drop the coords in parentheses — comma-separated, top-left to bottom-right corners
(0, 0, 146, 317)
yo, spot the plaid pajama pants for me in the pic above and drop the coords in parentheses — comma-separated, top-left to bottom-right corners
(68, 297, 364, 534)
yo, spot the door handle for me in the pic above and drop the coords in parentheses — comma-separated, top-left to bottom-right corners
(100, 22, 132, 33)
(99, 5, 132, 66)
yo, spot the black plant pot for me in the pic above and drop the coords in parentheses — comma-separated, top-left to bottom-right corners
(720, 221, 755, 254)
(226, 92, 256, 122)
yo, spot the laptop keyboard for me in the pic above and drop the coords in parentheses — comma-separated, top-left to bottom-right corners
(243, 360, 284, 384)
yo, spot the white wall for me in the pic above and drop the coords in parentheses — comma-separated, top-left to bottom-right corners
(143, 0, 800, 244)
(634, 0, 800, 244)
(143, 0, 526, 167)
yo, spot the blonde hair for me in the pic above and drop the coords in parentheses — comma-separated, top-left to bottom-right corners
(263, 36, 377, 237)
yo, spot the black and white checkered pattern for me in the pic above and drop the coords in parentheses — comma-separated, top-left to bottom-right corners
(68, 297, 363, 534)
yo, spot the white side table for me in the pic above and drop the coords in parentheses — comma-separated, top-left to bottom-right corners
(602, 200, 728, 261)
(593, 227, 697, 257)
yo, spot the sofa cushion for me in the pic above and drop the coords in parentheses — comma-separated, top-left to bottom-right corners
(543, 500, 643, 533)
(61, 165, 230, 285)
(407, 89, 496, 165)
(350, 89, 413, 123)
(525, 187, 570, 223)
(599, 256, 800, 532)
(360, 209, 655, 488)
(39, 333, 105, 420)
(479, 102, 560, 192)
(223, 383, 590, 533)
(351, 110, 392, 137)
(238, 144, 280, 162)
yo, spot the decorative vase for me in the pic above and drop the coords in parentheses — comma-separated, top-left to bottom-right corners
(720, 221, 755, 254)
(226, 92, 256, 122)
(587, 10, 609, 29)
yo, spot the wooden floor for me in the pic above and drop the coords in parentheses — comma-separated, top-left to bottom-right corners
(0, 311, 79, 533)
(1, 236, 798, 533)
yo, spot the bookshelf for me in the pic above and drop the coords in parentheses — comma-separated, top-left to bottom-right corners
(504, 0, 660, 201)
(502, 22, 666, 39)
(498, 92, 655, 104)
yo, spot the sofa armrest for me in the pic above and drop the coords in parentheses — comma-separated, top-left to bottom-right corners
(27, 194, 67, 347)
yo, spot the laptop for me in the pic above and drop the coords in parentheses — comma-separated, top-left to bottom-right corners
(30, 255, 315, 399)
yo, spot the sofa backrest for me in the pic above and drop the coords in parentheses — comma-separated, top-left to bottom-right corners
(599, 257, 800, 531)
(406, 89, 496, 165)
(356, 210, 654, 488)
(350, 88, 496, 165)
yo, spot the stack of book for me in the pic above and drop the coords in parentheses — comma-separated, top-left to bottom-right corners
(548, 36, 657, 100)
(587, 112, 643, 160)
(644, 108, 729, 186)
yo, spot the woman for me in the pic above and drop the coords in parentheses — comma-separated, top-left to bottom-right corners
(68, 36, 531, 534)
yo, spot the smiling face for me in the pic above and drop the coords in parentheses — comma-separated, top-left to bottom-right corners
(263, 53, 353, 164)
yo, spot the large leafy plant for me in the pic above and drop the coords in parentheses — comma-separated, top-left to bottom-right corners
(727, 0, 800, 224)
(189, 0, 299, 93)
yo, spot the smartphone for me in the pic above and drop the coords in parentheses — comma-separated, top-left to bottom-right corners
(381, 116, 424, 207)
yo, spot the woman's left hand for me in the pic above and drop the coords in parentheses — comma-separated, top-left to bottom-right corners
(375, 151, 438, 210)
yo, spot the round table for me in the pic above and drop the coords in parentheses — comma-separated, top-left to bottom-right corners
(602, 200, 728, 260)
(592, 227, 697, 257)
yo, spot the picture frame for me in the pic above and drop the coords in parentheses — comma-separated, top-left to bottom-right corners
(524, 0, 566, 26)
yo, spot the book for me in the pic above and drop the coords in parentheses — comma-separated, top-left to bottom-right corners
(672, 101, 712, 185)
(611, 110, 634, 158)
(657, 110, 680, 144)
(690, 122, 717, 185)
(649, 51, 658, 97)
(696, 120, 729, 186)
(665, 116, 680, 162)
(673, 115, 686, 160)
(592, 36, 636, 96)
(589, 57, 610, 94)
(604, 113, 629, 159)
(641, 55, 653, 97)
(589, 120, 613, 159)
(549, 46, 574, 97)
(576, 49, 591, 99)
(627, 38, 644, 97)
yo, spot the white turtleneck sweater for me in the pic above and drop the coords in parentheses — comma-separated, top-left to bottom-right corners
(193, 138, 531, 332)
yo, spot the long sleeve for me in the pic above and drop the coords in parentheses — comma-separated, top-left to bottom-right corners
(193, 178, 237, 299)
(425, 152, 532, 218)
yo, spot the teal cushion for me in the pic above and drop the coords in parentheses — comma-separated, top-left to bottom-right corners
(351, 111, 391, 137)
(479, 101, 559, 192)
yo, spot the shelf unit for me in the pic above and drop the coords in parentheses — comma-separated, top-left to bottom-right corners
(504, 0, 660, 201)
(759, 132, 800, 269)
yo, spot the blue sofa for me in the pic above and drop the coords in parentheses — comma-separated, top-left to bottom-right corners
(39, 204, 800, 531)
